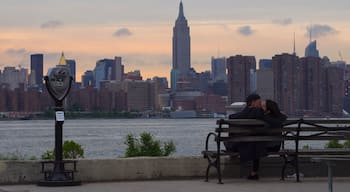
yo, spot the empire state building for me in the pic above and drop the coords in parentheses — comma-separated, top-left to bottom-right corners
(171, 1, 191, 90)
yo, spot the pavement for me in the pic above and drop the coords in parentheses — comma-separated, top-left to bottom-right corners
(1, 178, 350, 192)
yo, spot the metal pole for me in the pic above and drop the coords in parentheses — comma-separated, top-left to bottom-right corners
(54, 104, 64, 172)
(38, 65, 81, 186)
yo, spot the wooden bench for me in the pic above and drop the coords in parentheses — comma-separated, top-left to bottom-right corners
(40, 160, 78, 181)
(202, 118, 350, 184)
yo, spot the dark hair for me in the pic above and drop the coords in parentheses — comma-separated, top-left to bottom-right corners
(246, 94, 261, 106)
(266, 100, 283, 117)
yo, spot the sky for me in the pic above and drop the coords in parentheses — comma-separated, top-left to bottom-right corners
(1, 0, 350, 81)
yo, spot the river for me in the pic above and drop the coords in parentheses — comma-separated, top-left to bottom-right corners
(0, 118, 332, 159)
(0, 119, 215, 159)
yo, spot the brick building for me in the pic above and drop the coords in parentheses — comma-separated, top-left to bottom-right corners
(272, 53, 300, 115)
(227, 55, 256, 104)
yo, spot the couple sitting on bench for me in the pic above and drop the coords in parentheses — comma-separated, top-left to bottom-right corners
(225, 94, 287, 180)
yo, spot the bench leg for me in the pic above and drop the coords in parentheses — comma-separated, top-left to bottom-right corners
(205, 164, 211, 182)
(281, 155, 287, 180)
(215, 154, 223, 184)
(327, 162, 333, 192)
(217, 160, 223, 184)
(295, 155, 300, 182)
(204, 155, 217, 182)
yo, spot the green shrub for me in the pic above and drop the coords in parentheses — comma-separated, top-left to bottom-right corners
(63, 140, 84, 159)
(325, 140, 343, 149)
(41, 150, 55, 160)
(124, 132, 176, 157)
(302, 144, 311, 149)
(41, 140, 84, 160)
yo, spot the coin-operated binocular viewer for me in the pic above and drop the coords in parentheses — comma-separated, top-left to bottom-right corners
(38, 53, 81, 186)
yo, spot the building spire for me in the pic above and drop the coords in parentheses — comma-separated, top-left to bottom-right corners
(58, 52, 67, 65)
(293, 32, 296, 55)
(177, 1, 185, 20)
(309, 24, 312, 43)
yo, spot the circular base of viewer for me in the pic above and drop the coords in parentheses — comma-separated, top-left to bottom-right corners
(37, 180, 81, 187)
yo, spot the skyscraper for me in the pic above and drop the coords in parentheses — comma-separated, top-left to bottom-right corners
(259, 59, 273, 69)
(171, 1, 191, 90)
(66, 59, 76, 83)
(305, 40, 320, 57)
(257, 68, 274, 100)
(323, 65, 344, 116)
(30, 54, 43, 88)
(82, 70, 94, 88)
(227, 55, 256, 104)
(115, 56, 124, 81)
(258, 59, 274, 100)
(272, 53, 300, 115)
(93, 59, 116, 89)
(299, 56, 323, 113)
(211, 57, 226, 82)
(0, 66, 28, 90)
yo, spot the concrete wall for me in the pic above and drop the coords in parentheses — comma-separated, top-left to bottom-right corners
(1, 156, 350, 185)
(0, 157, 213, 185)
(77, 157, 210, 182)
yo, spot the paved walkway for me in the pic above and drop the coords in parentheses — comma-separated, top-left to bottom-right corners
(1, 178, 350, 192)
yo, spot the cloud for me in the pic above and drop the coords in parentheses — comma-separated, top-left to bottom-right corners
(237, 25, 254, 36)
(306, 24, 338, 38)
(113, 28, 133, 37)
(40, 20, 63, 29)
(5, 48, 27, 55)
(273, 18, 293, 26)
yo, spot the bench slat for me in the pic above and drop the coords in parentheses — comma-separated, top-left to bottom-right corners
(217, 119, 350, 125)
(202, 149, 350, 157)
(216, 127, 350, 133)
(219, 135, 350, 142)
(219, 136, 283, 142)
(216, 128, 282, 133)
(217, 119, 266, 126)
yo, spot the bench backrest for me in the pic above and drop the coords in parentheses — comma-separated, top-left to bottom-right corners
(215, 118, 350, 142)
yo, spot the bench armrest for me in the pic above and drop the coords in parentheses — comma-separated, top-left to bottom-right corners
(205, 132, 219, 153)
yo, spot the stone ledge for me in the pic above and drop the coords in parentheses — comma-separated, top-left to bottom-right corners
(1, 156, 350, 185)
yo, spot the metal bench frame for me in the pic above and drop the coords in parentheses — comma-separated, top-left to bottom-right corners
(40, 160, 78, 181)
(202, 118, 350, 184)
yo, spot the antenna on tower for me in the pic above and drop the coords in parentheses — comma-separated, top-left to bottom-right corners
(309, 23, 312, 43)
(293, 32, 296, 55)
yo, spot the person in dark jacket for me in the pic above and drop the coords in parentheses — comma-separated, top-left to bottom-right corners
(225, 94, 266, 180)
(262, 99, 287, 152)
(244, 99, 287, 180)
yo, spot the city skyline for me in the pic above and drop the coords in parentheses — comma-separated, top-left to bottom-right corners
(1, 0, 350, 81)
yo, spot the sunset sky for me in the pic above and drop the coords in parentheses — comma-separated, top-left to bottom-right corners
(1, 0, 350, 81)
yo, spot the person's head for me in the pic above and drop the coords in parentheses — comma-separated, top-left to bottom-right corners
(246, 94, 261, 108)
(265, 100, 282, 117)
